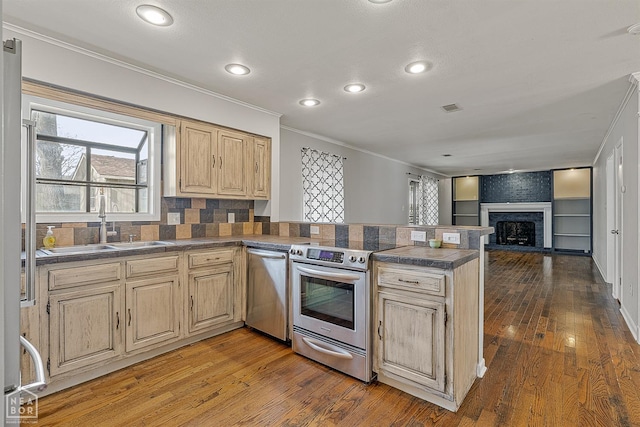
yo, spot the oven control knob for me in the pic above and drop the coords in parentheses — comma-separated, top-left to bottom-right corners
(289, 248, 295, 254)
(296, 249, 303, 256)
(348, 255, 356, 263)
(357, 256, 366, 264)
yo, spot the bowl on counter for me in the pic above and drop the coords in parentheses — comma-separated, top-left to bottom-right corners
(428, 239, 442, 248)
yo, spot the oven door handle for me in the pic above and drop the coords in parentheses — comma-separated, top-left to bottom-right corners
(302, 337, 354, 360)
(295, 266, 361, 283)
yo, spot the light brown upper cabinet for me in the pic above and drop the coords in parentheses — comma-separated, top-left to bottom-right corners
(217, 129, 249, 197)
(179, 121, 218, 195)
(164, 119, 271, 200)
(249, 136, 271, 200)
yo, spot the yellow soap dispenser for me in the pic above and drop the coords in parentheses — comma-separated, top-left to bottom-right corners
(43, 226, 56, 249)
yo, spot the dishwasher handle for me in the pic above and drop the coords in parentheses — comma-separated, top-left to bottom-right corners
(247, 248, 287, 259)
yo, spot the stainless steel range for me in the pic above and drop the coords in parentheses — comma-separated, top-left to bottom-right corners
(289, 244, 373, 382)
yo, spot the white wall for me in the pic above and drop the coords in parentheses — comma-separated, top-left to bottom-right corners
(593, 78, 639, 341)
(3, 25, 282, 219)
(279, 127, 450, 224)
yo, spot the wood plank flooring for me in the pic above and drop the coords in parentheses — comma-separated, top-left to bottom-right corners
(29, 250, 640, 426)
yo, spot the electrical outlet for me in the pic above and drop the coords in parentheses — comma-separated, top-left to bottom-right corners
(410, 231, 427, 242)
(167, 212, 180, 225)
(442, 232, 461, 244)
(228, 212, 235, 223)
(310, 225, 320, 235)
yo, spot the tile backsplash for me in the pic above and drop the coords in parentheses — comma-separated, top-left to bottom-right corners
(30, 197, 258, 249)
(28, 197, 490, 252)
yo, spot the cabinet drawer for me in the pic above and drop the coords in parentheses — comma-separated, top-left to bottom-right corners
(377, 266, 445, 296)
(188, 249, 235, 269)
(126, 255, 179, 279)
(49, 263, 122, 290)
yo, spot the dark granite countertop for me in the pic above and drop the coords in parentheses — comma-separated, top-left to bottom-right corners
(26, 235, 317, 266)
(372, 246, 479, 270)
(26, 235, 478, 270)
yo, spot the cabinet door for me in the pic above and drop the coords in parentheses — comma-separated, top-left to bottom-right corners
(251, 136, 271, 199)
(188, 263, 234, 334)
(217, 129, 247, 196)
(125, 275, 180, 353)
(49, 284, 122, 376)
(180, 121, 218, 194)
(19, 304, 39, 385)
(377, 291, 446, 392)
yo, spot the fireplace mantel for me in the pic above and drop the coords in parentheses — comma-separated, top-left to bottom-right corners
(480, 202, 552, 248)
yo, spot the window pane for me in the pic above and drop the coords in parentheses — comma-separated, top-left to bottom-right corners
(104, 187, 136, 213)
(91, 150, 137, 184)
(36, 184, 84, 212)
(36, 140, 85, 180)
(32, 110, 147, 149)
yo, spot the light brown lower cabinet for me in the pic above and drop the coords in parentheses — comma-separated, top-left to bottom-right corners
(186, 248, 241, 335)
(125, 275, 181, 353)
(40, 249, 243, 391)
(48, 283, 123, 377)
(373, 259, 479, 412)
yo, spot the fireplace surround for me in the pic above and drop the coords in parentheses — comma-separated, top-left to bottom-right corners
(480, 202, 552, 248)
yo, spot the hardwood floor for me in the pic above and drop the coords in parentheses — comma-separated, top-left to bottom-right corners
(30, 250, 640, 426)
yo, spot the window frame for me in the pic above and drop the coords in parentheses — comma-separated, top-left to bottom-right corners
(408, 178, 419, 225)
(22, 94, 162, 223)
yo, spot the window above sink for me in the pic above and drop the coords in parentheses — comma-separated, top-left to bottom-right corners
(22, 94, 162, 223)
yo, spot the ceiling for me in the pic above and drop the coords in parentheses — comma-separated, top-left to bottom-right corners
(3, 0, 640, 176)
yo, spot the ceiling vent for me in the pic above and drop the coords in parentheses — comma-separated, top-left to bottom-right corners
(441, 103, 462, 113)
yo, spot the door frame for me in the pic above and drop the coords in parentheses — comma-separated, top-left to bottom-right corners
(613, 139, 623, 304)
(606, 152, 616, 294)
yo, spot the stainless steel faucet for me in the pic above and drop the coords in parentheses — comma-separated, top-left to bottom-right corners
(98, 192, 117, 243)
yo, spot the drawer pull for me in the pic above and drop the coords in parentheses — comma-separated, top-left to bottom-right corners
(399, 278, 419, 284)
(128, 309, 132, 326)
(116, 312, 120, 330)
(378, 321, 383, 339)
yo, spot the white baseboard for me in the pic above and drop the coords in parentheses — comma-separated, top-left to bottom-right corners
(476, 359, 487, 378)
(620, 304, 640, 343)
(591, 253, 609, 284)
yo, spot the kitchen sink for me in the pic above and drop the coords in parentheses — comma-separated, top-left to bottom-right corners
(41, 244, 119, 255)
(41, 241, 174, 255)
(109, 241, 174, 248)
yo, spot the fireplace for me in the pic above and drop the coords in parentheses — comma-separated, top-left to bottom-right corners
(496, 221, 535, 246)
(480, 202, 552, 248)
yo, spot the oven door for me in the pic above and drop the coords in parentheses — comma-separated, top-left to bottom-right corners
(291, 261, 368, 349)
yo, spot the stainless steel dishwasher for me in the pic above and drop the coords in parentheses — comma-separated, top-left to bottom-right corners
(246, 248, 289, 341)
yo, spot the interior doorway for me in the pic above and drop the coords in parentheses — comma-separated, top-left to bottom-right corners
(606, 139, 623, 301)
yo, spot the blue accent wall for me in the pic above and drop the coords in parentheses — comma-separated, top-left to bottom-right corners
(481, 171, 552, 203)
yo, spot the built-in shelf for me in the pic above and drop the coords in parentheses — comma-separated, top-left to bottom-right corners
(553, 168, 591, 254)
(453, 177, 479, 226)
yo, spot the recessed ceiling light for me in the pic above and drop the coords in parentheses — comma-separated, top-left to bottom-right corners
(299, 99, 320, 107)
(136, 5, 173, 27)
(344, 83, 366, 93)
(628, 23, 640, 35)
(368, 0, 393, 3)
(405, 61, 430, 74)
(442, 154, 452, 157)
(225, 64, 251, 75)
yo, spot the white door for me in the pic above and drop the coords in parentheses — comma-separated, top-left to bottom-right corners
(606, 153, 616, 294)
(613, 140, 623, 302)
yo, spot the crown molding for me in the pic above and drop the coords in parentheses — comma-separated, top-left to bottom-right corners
(3, 23, 282, 118)
(280, 125, 449, 178)
(593, 73, 639, 165)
